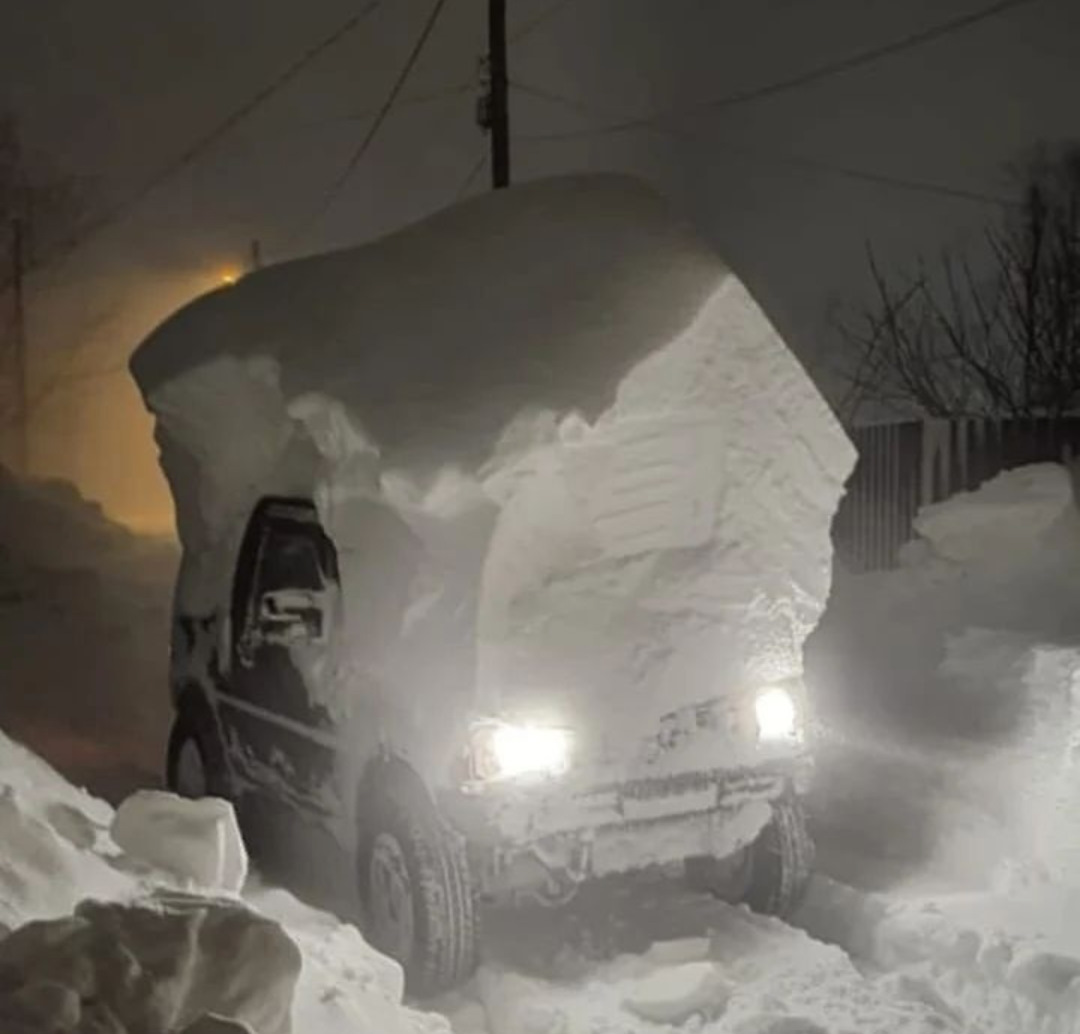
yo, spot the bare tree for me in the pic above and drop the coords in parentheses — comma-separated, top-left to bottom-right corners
(839, 148, 1080, 421)
(0, 113, 87, 275)
(0, 112, 90, 458)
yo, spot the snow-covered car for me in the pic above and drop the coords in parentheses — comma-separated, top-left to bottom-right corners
(131, 176, 854, 996)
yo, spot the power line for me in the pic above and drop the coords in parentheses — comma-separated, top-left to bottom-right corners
(454, 151, 488, 201)
(685, 0, 1040, 118)
(515, 0, 1040, 140)
(8, 6, 380, 293)
(508, 0, 573, 44)
(296, 0, 450, 242)
(231, 80, 473, 146)
(511, 80, 1018, 209)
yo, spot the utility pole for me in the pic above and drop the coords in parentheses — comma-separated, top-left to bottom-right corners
(488, 0, 510, 189)
(10, 217, 28, 476)
(250, 238, 263, 272)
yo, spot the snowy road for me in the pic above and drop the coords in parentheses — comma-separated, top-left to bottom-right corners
(435, 875, 950, 1034)
(426, 869, 1080, 1034)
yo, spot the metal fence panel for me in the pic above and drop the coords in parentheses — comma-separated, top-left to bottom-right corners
(833, 417, 1080, 572)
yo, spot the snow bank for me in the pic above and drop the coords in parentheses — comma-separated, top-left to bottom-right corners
(800, 877, 1080, 1034)
(0, 465, 175, 801)
(0, 729, 447, 1034)
(0, 729, 130, 931)
(132, 174, 853, 777)
(935, 630, 1080, 886)
(808, 462, 1080, 889)
(0, 895, 301, 1034)
(912, 463, 1076, 566)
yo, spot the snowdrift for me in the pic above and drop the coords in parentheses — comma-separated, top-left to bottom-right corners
(132, 175, 853, 764)
(0, 727, 447, 1034)
(809, 463, 1080, 889)
(0, 465, 175, 800)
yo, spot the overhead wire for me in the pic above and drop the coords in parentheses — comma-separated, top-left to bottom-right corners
(513, 0, 1041, 140)
(507, 0, 574, 44)
(292, 0, 450, 245)
(454, 150, 488, 201)
(5, 5, 381, 294)
(510, 79, 1019, 209)
(680, 0, 1039, 118)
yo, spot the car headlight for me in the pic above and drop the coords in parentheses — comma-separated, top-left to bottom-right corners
(469, 722, 573, 782)
(755, 687, 800, 742)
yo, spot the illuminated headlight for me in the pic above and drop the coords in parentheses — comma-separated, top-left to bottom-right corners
(469, 722, 573, 782)
(754, 687, 800, 742)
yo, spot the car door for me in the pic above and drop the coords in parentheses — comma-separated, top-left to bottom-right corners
(218, 499, 340, 815)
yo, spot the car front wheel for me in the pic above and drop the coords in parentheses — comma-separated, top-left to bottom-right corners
(685, 796, 814, 919)
(357, 769, 478, 997)
(744, 796, 814, 917)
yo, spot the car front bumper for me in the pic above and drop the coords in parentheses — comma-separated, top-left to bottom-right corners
(443, 756, 812, 898)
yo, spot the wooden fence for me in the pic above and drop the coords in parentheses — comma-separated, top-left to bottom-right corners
(833, 418, 1080, 572)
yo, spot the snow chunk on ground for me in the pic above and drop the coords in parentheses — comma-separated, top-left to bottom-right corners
(622, 960, 732, 1023)
(0, 894, 301, 1034)
(112, 790, 248, 893)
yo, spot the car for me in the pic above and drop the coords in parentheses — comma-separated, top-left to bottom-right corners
(164, 493, 815, 997)
(136, 177, 849, 1000)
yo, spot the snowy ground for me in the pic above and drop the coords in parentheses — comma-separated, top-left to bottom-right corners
(6, 728, 1080, 1034)
(7, 462, 1080, 1032)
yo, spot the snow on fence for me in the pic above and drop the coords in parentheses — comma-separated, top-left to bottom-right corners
(834, 418, 1080, 571)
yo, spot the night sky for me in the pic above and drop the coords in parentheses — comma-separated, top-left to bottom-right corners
(0, 0, 1076, 528)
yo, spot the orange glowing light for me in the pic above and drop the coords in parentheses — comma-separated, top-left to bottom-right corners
(219, 270, 240, 286)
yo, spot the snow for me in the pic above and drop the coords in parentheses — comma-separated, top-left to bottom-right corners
(112, 790, 249, 893)
(622, 961, 733, 1024)
(469, 890, 963, 1034)
(131, 174, 854, 795)
(0, 728, 448, 1034)
(0, 464, 176, 802)
(801, 462, 1080, 1027)
(0, 894, 302, 1034)
(808, 461, 1080, 890)
(19, 186, 1080, 1034)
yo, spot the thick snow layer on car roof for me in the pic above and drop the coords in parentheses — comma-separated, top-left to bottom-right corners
(132, 175, 855, 770)
(132, 175, 722, 471)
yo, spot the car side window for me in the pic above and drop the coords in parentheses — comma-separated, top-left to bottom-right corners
(258, 528, 325, 594)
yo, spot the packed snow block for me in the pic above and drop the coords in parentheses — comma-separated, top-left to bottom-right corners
(112, 789, 248, 893)
(0, 894, 301, 1034)
(622, 961, 733, 1024)
(132, 175, 853, 764)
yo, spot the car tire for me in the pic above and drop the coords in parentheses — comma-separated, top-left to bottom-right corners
(744, 797, 814, 918)
(165, 700, 230, 801)
(357, 769, 478, 998)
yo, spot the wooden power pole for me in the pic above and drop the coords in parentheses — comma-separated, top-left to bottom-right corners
(10, 217, 28, 476)
(488, 0, 510, 189)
